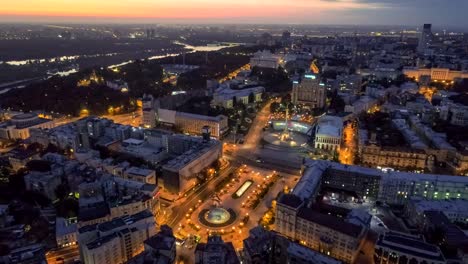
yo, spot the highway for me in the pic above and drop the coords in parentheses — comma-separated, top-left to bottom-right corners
(53, 111, 141, 127)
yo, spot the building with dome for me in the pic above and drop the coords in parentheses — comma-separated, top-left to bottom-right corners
(0, 113, 55, 140)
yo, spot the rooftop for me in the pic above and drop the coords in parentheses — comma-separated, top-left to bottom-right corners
(303, 159, 468, 185)
(297, 206, 364, 238)
(292, 161, 327, 201)
(163, 136, 221, 171)
(78, 202, 110, 223)
(213, 85, 264, 101)
(377, 232, 445, 261)
(126, 166, 154, 177)
(176, 111, 226, 122)
(277, 193, 303, 209)
(55, 217, 77, 237)
(97, 210, 153, 233)
(287, 242, 342, 264)
(86, 233, 118, 250)
(145, 226, 175, 251)
(410, 198, 468, 215)
(7, 147, 38, 160)
(316, 115, 342, 137)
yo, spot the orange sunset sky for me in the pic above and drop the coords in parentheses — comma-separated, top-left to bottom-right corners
(0, 0, 467, 26)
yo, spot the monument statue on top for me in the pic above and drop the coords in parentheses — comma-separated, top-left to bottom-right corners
(280, 103, 291, 142)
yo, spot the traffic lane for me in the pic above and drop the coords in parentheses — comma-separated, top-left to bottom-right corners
(46, 245, 79, 264)
(168, 166, 236, 228)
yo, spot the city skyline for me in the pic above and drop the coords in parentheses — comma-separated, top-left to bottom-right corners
(1, 0, 468, 28)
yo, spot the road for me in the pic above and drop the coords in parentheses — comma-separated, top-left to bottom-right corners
(339, 122, 357, 165)
(167, 166, 237, 229)
(218, 64, 250, 83)
(355, 231, 377, 264)
(238, 99, 274, 153)
(227, 98, 302, 174)
(102, 112, 141, 126)
(46, 245, 79, 264)
(53, 111, 141, 128)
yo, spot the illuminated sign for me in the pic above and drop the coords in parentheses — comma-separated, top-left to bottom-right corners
(304, 74, 316, 79)
(293, 81, 299, 84)
(319, 83, 325, 86)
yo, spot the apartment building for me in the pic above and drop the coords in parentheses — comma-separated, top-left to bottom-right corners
(79, 210, 156, 264)
(275, 194, 369, 264)
(361, 144, 428, 170)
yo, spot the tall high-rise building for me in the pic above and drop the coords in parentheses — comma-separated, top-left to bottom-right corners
(291, 74, 326, 109)
(142, 94, 156, 128)
(417, 24, 432, 53)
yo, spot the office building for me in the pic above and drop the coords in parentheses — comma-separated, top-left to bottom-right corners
(417, 24, 433, 54)
(161, 135, 222, 194)
(157, 108, 228, 139)
(291, 74, 326, 109)
(212, 85, 264, 109)
(403, 67, 468, 82)
(175, 112, 228, 139)
(250, 50, 281, 69)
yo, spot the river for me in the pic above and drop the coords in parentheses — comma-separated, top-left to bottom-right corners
(2, 42, 239, 69)
(107, 41, 238, 69)
(0, 42, 240, 93)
